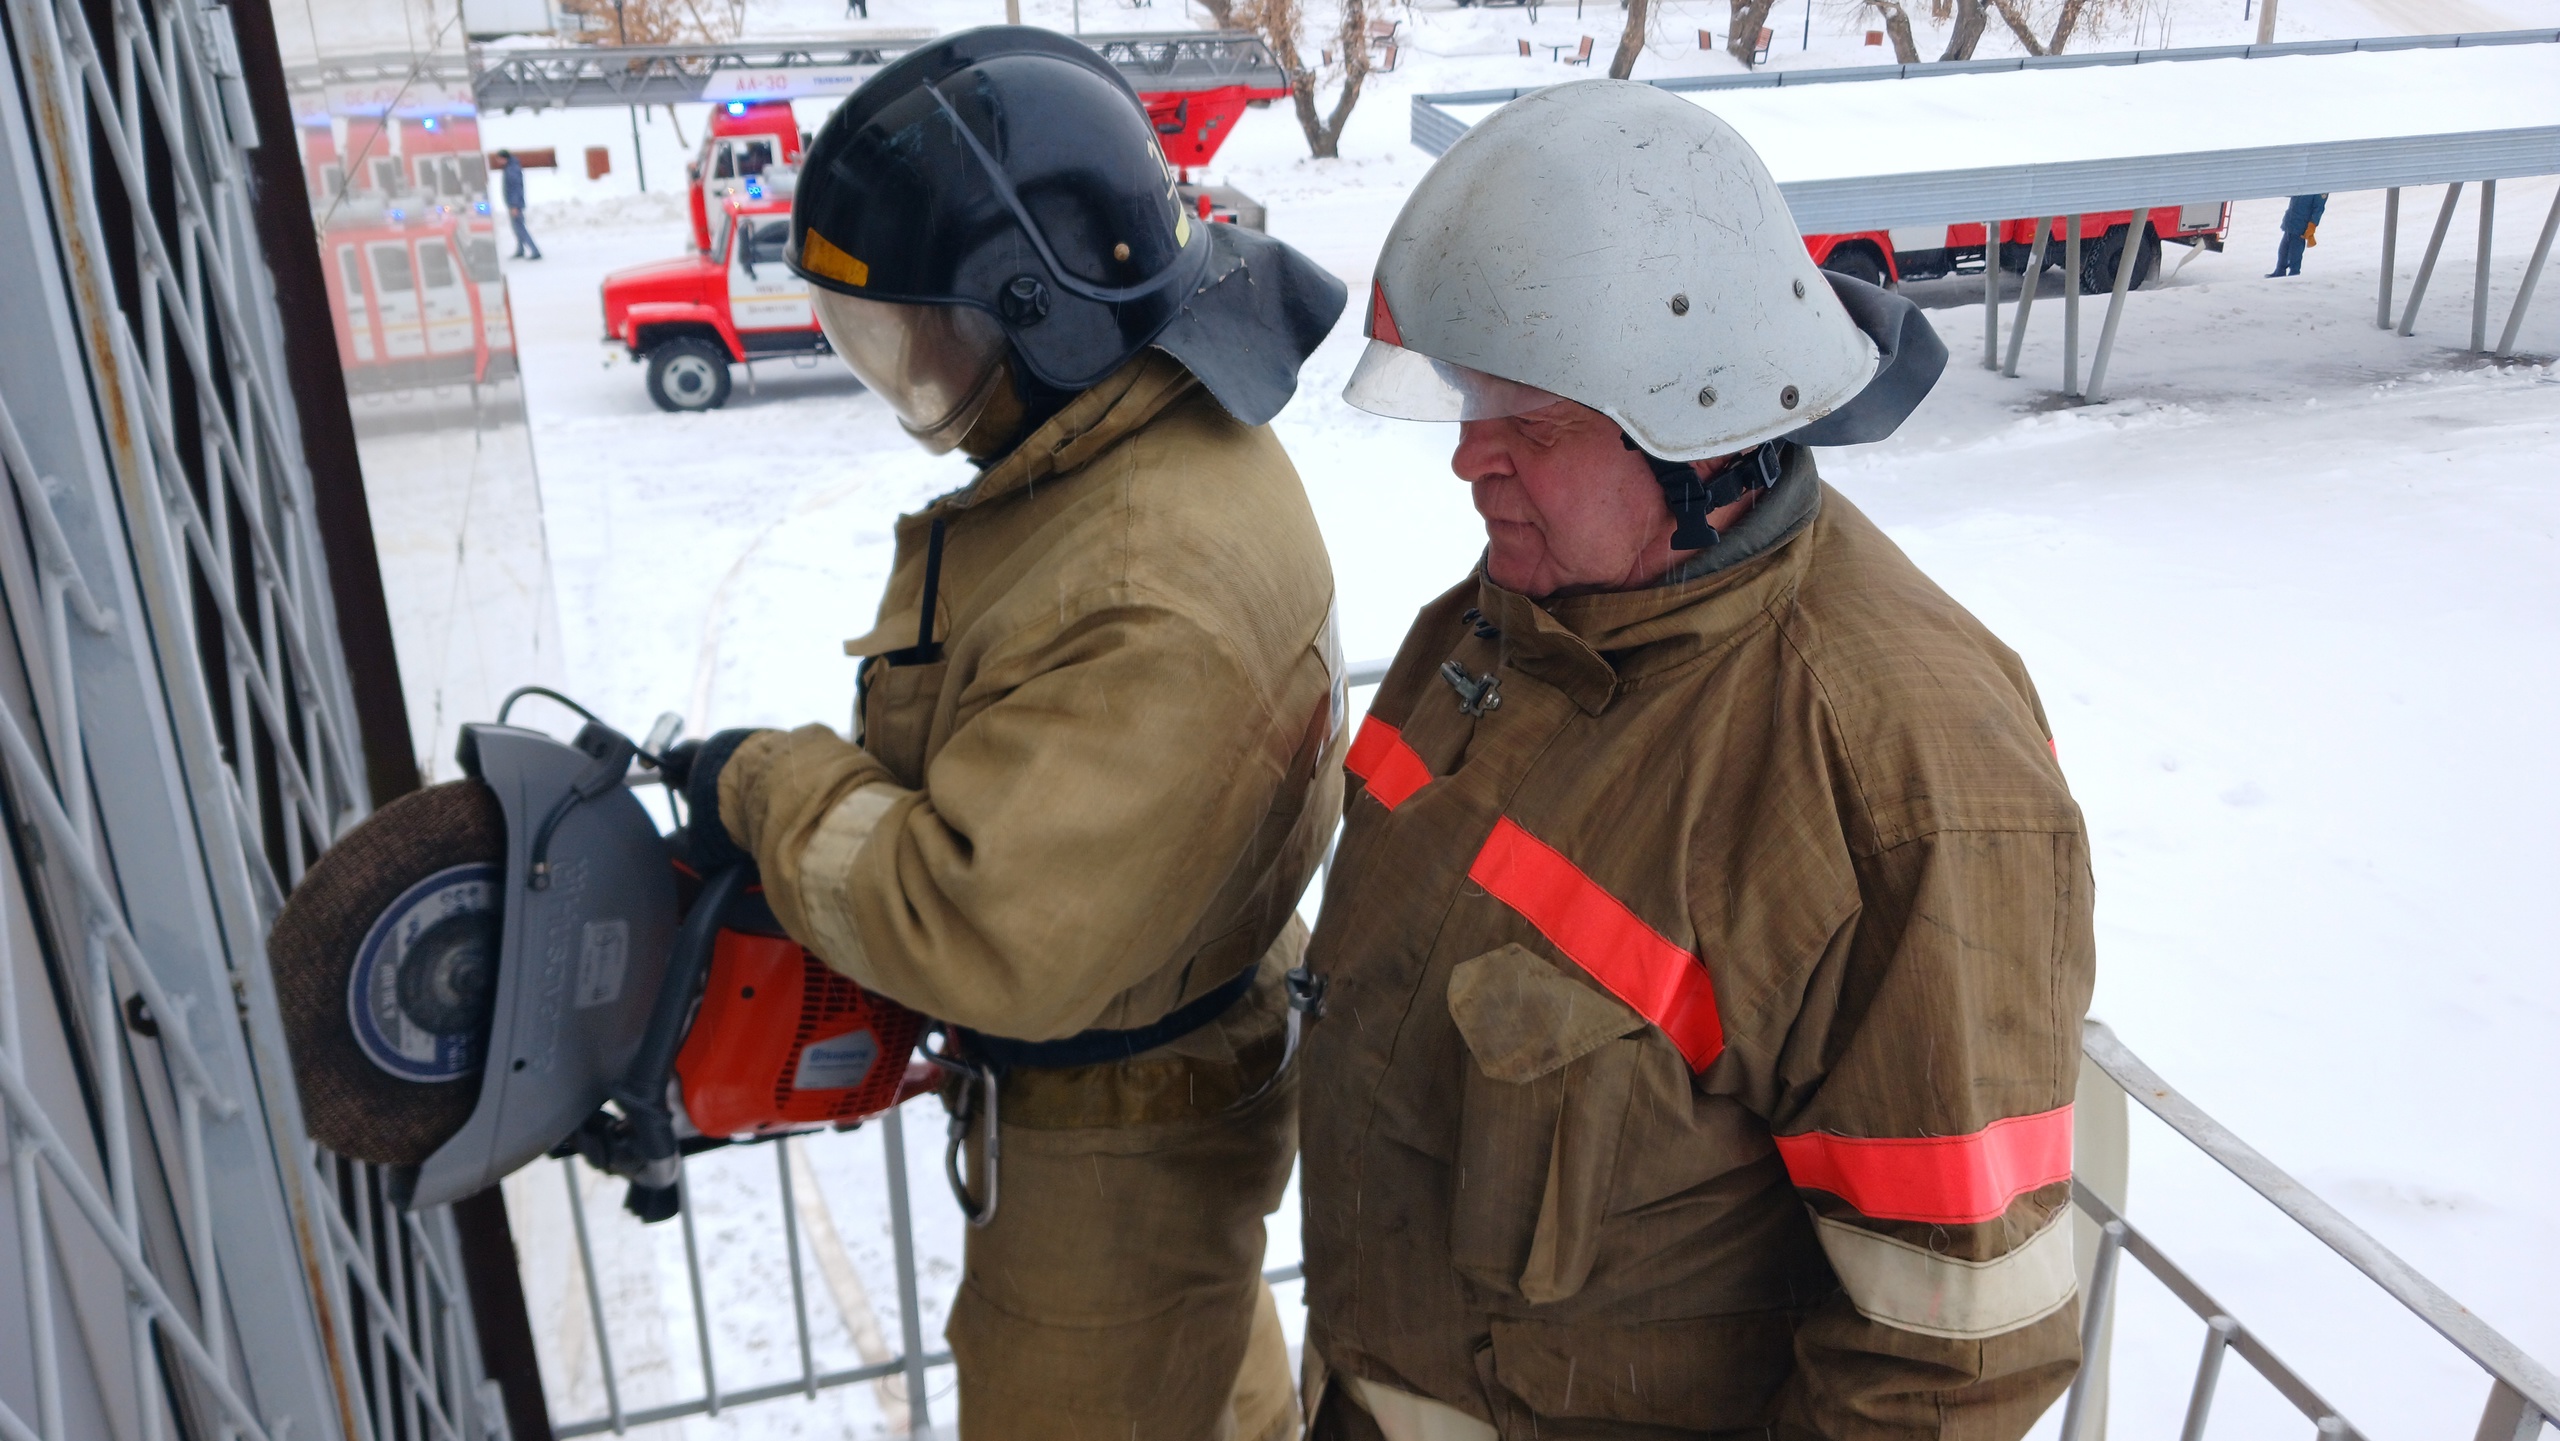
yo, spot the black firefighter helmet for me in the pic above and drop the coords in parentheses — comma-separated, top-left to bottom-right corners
(786, 27, 1345, 438)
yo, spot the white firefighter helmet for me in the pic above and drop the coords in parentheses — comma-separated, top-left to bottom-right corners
(1343, 80, 1880, 459)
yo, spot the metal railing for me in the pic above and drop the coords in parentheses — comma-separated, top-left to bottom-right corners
(0, 0, 499, 1437)
(2069, 1020, 2557, 1441)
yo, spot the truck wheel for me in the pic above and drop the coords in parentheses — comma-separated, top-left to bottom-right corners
(1819, 244, 1887, 289)
(2080, 225, 2161, 293)
(646, 337, 732, 412)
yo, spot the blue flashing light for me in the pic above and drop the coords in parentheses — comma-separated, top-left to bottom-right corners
(726, 101, 748, 115)
(744, 175, 763, 199)
(389, 208, 405, 222)
(422, 116, 439, 131)
(475, 199, 490, 214)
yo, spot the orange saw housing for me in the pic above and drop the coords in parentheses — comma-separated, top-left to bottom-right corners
(673, 928, 927, 1139)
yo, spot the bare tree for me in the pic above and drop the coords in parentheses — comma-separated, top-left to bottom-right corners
(1610, 0, 1650, 77)
(556, 0, 743, 45)
(1938, 0, 1987, 58)
(1239, 0, 1373, 159)
(1726, 0, 1780, 67)
(1862, 0, 1920, 61)
(1985, 0, 2126, 53)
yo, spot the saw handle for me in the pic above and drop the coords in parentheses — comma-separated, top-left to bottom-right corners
(606, 861, 749, 1221)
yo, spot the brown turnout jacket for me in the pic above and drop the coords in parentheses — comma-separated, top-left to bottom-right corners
(723, 353, 1344, 1040)
(1302, 460, 2096, 1440)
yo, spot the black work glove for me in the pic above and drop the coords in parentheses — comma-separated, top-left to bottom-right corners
(659, 728, 764, 873)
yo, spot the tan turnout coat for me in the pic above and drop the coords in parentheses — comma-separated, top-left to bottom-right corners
(1302, 457, 2096, 1440)
(723, 352, 1345, 1040)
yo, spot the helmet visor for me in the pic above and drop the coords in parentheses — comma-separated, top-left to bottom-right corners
(813, 288, 1010, 453)
(1340, 339, 1564, 423)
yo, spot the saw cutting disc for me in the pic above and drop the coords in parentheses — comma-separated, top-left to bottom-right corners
(270, 781, 507, 1166)
(347, 864, 500, 1083)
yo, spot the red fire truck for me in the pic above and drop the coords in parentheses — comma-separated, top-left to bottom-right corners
(602, 55, 1291, 411)
(297, 109, 519, 394)
(603, 174, 814, 412)
(1805, 205, 2231, 291)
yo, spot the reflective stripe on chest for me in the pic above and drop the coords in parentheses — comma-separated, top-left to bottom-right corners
(1344, 712, 1727, 1071)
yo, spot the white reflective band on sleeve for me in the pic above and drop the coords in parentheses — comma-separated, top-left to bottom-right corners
(793, 780, 909, 980)
(1347, 1375, 1499, 1441)
(1810, 1206, 2077, 1341)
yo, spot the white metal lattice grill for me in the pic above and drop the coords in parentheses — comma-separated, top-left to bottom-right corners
(0, 0, 498, 1438)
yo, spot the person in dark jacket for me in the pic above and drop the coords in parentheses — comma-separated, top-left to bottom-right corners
(2272, 192, 2326, 277)
(495, 149, 539, 260)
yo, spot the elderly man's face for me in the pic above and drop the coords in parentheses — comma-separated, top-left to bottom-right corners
(1454, 399, 1694, 599)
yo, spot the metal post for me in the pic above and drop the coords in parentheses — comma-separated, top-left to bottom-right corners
(2399, 182, 2465, 337)
(2472, 179, 2496, 352)
(2254, 0, 2277, 43)
(562, 1162, 624, 1433)
(2063, 215, 2083, 396)
(2086, 215, 2147, 402)
(2178, 1316, 2238, 1441)
(778, 1139, 817, 1398)
(2378, 187, 2400, 328)
(2495, 183, 2560, 357)
(883, 1102, 935, 1436)
(2058, 1220, 2127, 1441)
(2003, 219, 2053, 377)
(677, 1164, 720, 1416)
(1984, 220, 2002, 368)
(2474, 1379, 2548, 1441)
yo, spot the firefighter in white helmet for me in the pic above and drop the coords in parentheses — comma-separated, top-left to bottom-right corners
(1296, 80, 2094, 1440)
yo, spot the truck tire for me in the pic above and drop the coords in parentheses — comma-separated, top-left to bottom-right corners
(646, 337, 732, 412)
(1819, 243, 1888, 289)
(2080, 225, 2162, 294)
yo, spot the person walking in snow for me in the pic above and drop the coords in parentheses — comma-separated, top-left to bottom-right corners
(495, 148, 539, 260)
(2272, 192, 2326, 277)
(1299, 80, 2094, 1440)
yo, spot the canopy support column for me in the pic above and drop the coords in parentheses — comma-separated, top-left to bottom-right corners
(2001, 218, 2053, 377)
(2398, 181, 2463, 337)
(2063, 214, 2083, 396)
(2494, 182, 2560, 358)
(1984, 219, 2001, 368)
(2471, 179, 2496, 352)
(2377, 187, 2398, 328)
(2086, 213, 2148, 402)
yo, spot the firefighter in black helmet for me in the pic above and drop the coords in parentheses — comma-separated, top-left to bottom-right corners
(696, 27, 1346, 1441)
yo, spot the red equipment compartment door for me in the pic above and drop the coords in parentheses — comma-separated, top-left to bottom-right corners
(674, 930, 925, 1138)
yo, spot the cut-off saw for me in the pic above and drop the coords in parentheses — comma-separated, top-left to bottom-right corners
(269, 693, 936, 1221)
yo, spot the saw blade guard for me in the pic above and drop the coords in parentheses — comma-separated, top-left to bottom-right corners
(405, 723, 680, 1209)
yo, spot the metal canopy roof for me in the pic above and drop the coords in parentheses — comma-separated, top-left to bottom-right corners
(467, 30, 1284, 111)
(1411, 30, 2560, 232)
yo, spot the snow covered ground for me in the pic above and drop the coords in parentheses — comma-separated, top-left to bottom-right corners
(446, 0, 2560, 1436)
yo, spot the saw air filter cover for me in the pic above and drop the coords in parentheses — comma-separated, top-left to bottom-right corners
(270, 782, 507, 1167)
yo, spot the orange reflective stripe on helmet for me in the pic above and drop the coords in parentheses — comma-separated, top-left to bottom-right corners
(1345, 714, 1433, 810)
(1466, 816, 1726, 1070)
(1774, 1105, 2075, 1226)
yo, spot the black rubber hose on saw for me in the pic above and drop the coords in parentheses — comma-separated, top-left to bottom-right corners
(610, 862, 747, 1220)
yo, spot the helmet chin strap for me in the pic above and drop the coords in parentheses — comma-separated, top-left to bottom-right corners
(1624, 434, 1790, 549)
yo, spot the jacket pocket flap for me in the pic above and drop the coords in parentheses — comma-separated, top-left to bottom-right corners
(1448, 944, 1646, 1084)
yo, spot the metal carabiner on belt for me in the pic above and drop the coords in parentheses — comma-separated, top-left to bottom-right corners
(921, 1030, 1000, 1228)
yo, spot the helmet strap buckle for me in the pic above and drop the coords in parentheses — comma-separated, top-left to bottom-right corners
(1625, 434, 1789, 549)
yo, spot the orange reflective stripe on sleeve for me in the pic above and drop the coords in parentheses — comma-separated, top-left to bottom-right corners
(1774, 1104, 2075, 1226)
(1345, 714, 1432, 810)
(1466, 816, 1726, 1069)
